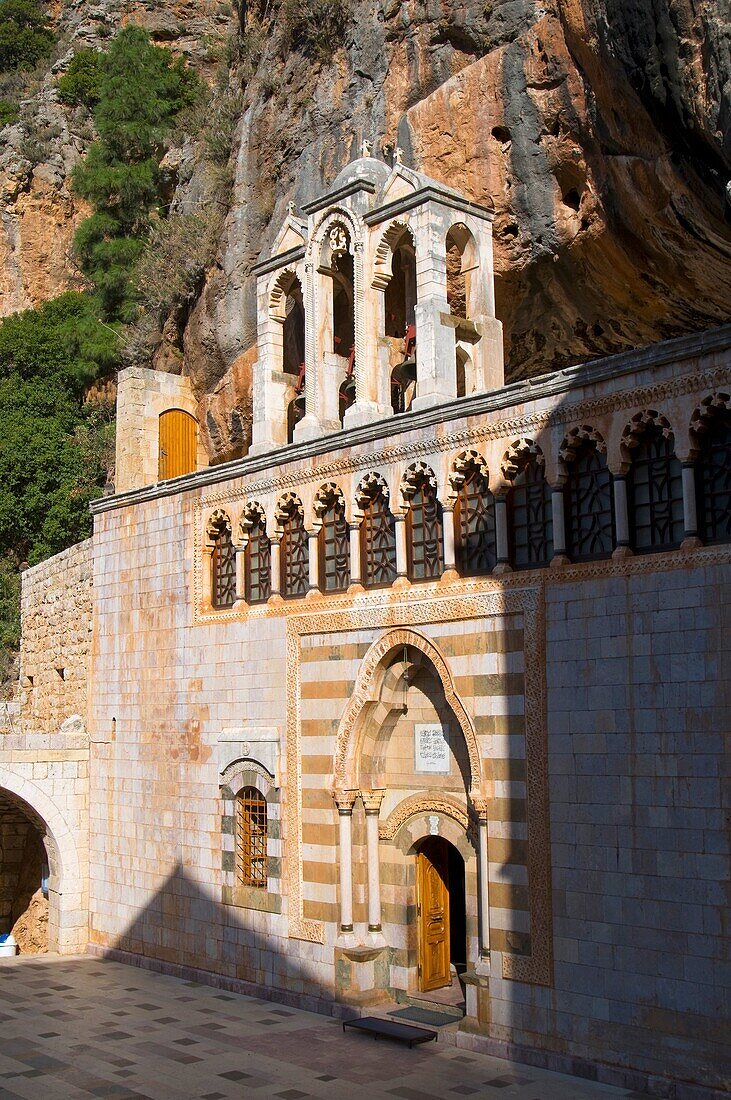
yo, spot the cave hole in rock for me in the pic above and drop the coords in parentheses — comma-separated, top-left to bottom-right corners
(491, 125, 511, 145)
(0, 791, 49, 954)
(562, 188, 581, 211)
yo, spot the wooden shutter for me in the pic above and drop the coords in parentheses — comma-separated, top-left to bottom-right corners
(158, 410, 197, 481)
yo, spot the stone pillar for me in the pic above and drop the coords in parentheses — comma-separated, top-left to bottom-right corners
(334, 791, 358, 933)
(477, 808, 490, 957)
(612, 474, 631, 557)
(441, 504, 456, 574)
(550, 486, 569, 564)
(362, 790, 386, 933)
(269, 537, 282, 600)
(234, 543, 247, 604)
(494, 495, 511, 573)
(394, 514, 409, 581)
(681, 462, 700, 545)
(349, 522, 362, 588)
(307, 531, 319, 593)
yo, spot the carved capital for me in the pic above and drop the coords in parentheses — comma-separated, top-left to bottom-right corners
(361, 789, 386, 815)
(333, 789, 359, 814)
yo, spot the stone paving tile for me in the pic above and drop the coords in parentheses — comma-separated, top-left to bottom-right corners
(0, 956, 645, 1100)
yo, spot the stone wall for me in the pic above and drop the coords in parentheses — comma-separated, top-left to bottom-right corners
(19, 540, 93, 735)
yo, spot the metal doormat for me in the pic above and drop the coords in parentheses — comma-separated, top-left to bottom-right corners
(388, 1006, 459, 1028)
(342, 1016, 437, 1047)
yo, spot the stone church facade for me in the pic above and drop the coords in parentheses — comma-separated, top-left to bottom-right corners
(3, 159, 730, 1099)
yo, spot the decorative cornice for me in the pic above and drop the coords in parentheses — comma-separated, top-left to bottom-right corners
(379, 794, 470, 840)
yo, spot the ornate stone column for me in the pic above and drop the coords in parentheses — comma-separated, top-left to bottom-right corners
(681, 461, 701, 547)
(550, 485, 569, 565)
(493, 494, 511, 573)
(334, 790, 358, 933)
(307, 531, 319, 593)
(362, 790, 386, 932)
(349, 522, 363, 588)
(441, 504, 456, 574)
(475, 802, 490, 958)
(394, 514, 409, 581)
(612, 473, 631, 558)
(234, 541, 247, 605)
(269, 536, 282, 600)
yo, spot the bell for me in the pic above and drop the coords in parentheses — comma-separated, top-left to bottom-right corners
(293, 393, 306, 422)
(391, 359, 417, 389)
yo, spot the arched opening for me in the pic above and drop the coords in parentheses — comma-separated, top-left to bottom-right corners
(0, 789, 49, 954)
(282, 277, 305, 377)
(330, 234, 355, 361)
(415, 836, 466, 994)
(384, 229, 417, 339)
(446, 224, 478, 321)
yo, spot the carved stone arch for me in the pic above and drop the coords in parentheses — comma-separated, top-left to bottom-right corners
(238, 500, 267, 543)
(502, 438, 545, 481)
(559, 424, 607, 469)
(399, 460, 439, 510)
(689, 391, 731, 455)
(274, 492, 304, 534)
(620, 410, 674, 464)
(354, 471, 391, 519)
(446, 220, 479, 272)
(308, 207, 362, 263)
(372, 219, 415, 289)
(448, 448, 490, 503)
(332, 628, 484, 804)
(269, 267, 301, 320)
(379, 793, 471, 841)
(313, 481, 347, 529)
(205, 508, 232, 547)
(220, 758, 275, 798)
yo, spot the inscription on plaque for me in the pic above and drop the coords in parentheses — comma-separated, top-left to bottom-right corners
(415, 724, 450, 774)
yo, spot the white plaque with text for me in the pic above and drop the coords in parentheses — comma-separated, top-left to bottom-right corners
(415, 724, 450, 774)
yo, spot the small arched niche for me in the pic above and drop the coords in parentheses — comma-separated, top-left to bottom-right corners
(446, 223, 479, 322)
(281, 275, 305, 377)
(320, 223, 355, 360)
(384, 228, 417, 340)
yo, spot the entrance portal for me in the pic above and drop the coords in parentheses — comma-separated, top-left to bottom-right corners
(416, 837, 466, 993)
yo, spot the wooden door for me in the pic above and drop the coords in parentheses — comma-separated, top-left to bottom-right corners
(417, 838, 451, 992)
(158, 409, 197, 481)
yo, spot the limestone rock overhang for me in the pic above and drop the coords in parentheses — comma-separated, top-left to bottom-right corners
(88, 323, 731, 516)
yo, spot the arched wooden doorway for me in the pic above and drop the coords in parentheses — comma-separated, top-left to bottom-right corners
(416, 836, 466, 993)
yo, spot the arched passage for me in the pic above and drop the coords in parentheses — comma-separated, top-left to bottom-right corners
(0, 769, 85, 955)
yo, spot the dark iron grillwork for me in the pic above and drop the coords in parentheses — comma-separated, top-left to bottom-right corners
(628, 426, 684, 552)
(361, 491, 397, 588)
(280, 508, 308, 598)
(245, 519, 271, 604)
(319, 499, 350, 592)
(236, 787, 267, 887)
(696, 412, 731, 544)
(565, 443, 615, 561)
(509, 457, 553, 569)
(211, 525, 236, 608)
(455, 468, 497, 576)
(407, 482, 443, 581)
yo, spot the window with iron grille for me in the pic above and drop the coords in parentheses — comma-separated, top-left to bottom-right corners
(455, 468, 496, 576)
(319, 500, 350, 592)
(564, 443, 615, 561)
(360, 491, 397, 588)
(407, 482, 443, 581)
(696, 412, 731, 544)
(508, 457, 553, 569)
(211, 526, 236, 608)
(628, 426, 684, 552)
(245, 519, 271, 603)
(236, 788, 267, 887)
(280, 508, 308, 599)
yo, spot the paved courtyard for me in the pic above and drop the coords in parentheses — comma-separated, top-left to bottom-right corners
(0, 956, 647, 1100)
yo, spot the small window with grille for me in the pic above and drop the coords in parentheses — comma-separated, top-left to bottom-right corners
(236, 787, 267, 888)
(628, 426, 684, 553)
(407, 482, 443, 581)
(361, 491, 397, 588)
(455, 468, 496, 576)
(245, 519, 272, 603)
(564, 442, 615, 562)
(696, 410, 731, 545)
(280, 508, 308, 599)
(508, 456, 553, 569)
(211, 524, 236, 608)
(318, 499, 350, 592)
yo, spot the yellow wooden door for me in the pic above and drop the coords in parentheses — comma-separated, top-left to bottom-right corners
(158, 409, 197, 481)
(417, 838, 451, 992)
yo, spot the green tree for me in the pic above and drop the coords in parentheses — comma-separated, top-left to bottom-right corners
(57, 47, 104, 107)
(0, 0, 54, 72)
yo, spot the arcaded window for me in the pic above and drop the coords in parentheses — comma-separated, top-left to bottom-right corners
(508, 456, 553, 569)
(245, 517, 271, 604)
(280, 505, 308, 599)
(236, 787, 267, 888)
(407, 481, 443, 581)
(361, 490, 397, 588)
(696, 408, 731, 544)
(564, 442, 615, 561)
(628, 425, 683, 552)
(319, 498, 350, 592)
(211, 520, 236, 609)
(455, 467, 496, 576)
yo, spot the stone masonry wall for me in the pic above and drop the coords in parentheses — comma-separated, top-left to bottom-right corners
(19, 540, 93, 735)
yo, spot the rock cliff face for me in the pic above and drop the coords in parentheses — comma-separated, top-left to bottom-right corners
(1, 0, 729, 461)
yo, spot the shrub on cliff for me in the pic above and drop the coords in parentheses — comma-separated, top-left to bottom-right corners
(57, 47, 103, 108)
(278, 0, 352, 61)
(0, 0, 53, 73)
